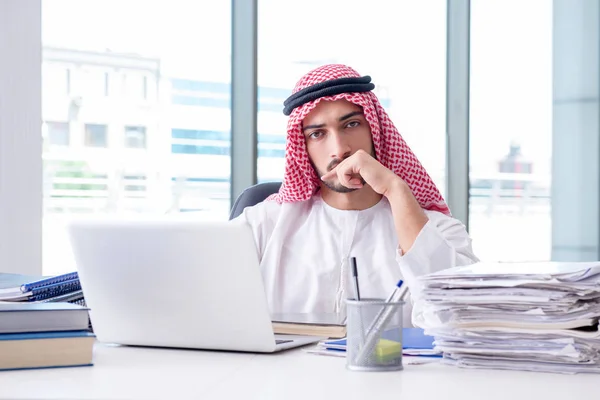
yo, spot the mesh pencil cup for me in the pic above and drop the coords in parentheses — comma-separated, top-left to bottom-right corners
(345, 298, 404, 371)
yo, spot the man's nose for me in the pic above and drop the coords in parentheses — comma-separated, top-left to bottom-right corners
(330, 132, 351, 160)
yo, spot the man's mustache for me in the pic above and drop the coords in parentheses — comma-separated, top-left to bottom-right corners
(327, 158, 345, 172)
(325, 157, 365, 185)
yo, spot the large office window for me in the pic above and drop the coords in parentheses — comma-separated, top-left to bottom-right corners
(469, 0, 553, 261)
(256, 0, 447, 195)
(42, 0, 231, 275)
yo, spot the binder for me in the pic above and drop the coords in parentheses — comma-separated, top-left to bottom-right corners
(27, 278, 82, 302)
(38, 290, 85, 304)
(0, 272, 81, 302)
(21, 272, 79, 293)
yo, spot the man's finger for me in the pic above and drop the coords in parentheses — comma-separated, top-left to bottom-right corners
(320, 169, 337, 180)
(348, 177, 363, 186)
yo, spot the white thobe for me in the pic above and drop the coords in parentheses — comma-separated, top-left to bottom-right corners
(238, 193, 479, 326)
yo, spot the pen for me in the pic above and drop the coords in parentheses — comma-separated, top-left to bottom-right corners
(364, 279, 406, 334)
(354, 279, 408, 364)
(349, 257, 366, 343)
(351, 257, 361, 300)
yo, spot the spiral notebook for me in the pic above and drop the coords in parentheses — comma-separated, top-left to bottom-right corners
(21, 272, 79, 292)
(26, 279, 82, 302)
(0, 272, 80, 301)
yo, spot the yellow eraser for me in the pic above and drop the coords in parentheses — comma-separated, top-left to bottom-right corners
(375, 338, 402, 359)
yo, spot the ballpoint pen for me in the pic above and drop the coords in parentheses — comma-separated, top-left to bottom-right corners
(351, 257, 361, 300)
(349, 257, 367, 342)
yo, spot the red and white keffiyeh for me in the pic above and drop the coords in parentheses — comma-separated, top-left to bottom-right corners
(268, 64, 450, 216)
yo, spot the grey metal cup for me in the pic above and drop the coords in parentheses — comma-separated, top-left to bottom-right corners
(345, 298, 404, 371)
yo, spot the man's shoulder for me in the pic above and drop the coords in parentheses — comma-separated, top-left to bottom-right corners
(243, 199, 283, 220)
(421, 208, 466, 230)
(242, 197, 314, 224)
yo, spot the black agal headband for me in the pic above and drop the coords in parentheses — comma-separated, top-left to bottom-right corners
(282, 75, 375, 116)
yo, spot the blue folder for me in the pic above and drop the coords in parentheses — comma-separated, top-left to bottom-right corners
(323, 328, 440, 356)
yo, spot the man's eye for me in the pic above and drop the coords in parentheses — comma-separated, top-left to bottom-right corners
(346, 121, 359, 128)
(309, 131, 323, 139)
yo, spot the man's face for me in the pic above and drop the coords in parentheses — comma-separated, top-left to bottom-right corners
(302, 99, 374, 193)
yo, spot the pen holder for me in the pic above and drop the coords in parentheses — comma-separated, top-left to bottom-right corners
(345, 298, 404, 372)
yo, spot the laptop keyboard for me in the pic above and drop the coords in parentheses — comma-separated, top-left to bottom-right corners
(275, 339, 293, 345)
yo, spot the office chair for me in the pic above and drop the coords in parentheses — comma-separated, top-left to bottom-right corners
(229, 181, 282, 220)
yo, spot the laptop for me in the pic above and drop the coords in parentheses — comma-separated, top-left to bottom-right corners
(67, 216, 323, 353)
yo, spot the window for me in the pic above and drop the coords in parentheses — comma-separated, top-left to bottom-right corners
(171, 128, 229, 141)
(257, 0, 447, 198)
(124, 126, 146, 149)
(170, 80, 230, 109)
(171, 96, 230, 108)
(171, 129, 230, 155)
(42, 0, 231, 275)
(469, 0, 552, 262)
(257, 148, 285, 158)
(44, 121, 69, 146)
(84, 124, 108, 147)
(171, 144, 230, 156)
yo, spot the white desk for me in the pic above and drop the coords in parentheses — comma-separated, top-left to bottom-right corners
(0, 342, 596, 400)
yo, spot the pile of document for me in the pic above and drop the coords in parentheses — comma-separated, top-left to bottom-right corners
(412, 262, 600, 374)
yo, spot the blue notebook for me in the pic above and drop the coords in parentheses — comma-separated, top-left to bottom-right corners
(26, 278, 82, 302)
(323, 328, 440, 356)
(21, 272, 79, 293)
(0, 272, 80, 301)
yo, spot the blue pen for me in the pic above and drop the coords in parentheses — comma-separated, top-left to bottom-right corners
(364, 279, 405, 333)
(385, 279, 405, 303)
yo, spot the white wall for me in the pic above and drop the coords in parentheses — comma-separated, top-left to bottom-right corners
(0, 0, 42, 275)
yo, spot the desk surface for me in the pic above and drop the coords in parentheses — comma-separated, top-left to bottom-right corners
(0, 342, 596, 400)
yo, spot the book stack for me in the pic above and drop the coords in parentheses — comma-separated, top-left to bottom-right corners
(412, 262, 600, 374)
(0, 302, 95, 371)
(0, 272, 86, 306)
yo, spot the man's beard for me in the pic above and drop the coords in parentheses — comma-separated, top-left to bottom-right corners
(311, 157, 366, 194)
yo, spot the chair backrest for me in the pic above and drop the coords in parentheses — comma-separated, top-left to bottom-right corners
(229, 182, 282, 220)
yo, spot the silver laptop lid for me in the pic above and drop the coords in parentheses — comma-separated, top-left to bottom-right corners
(68, 217, 279, 352)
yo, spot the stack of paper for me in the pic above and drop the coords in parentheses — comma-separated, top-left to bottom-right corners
(412, 262, 600, 374)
